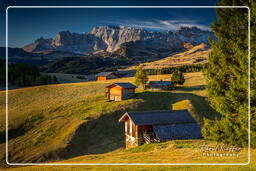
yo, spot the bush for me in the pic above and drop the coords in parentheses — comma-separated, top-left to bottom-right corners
(171, 71, 185, 85)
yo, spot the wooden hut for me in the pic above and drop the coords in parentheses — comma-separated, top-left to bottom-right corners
(146, 81, 174, 90)
(106, 82, 137, 101)
(118, 110, 202, 148)
(96, 72, 118, 81)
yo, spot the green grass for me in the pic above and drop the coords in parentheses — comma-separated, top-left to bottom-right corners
(0, 72, 251, 169)
(6, 141, 254, 171)
(0, 81, 144, 164)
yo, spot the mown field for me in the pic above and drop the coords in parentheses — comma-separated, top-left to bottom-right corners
(0, 72, 253, 170)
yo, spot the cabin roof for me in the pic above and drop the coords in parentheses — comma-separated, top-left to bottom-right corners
(119, 110, 196, 125)
(106, 82, 137, 89)
(153, 123, 202, 141)
(96, 72, 115, 77)
(148, 81, 174, 86)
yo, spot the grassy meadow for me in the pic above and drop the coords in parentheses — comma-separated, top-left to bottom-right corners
(0, 72, 253, 170)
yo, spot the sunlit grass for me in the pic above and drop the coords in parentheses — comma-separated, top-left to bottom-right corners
(0, 72, 250, 168)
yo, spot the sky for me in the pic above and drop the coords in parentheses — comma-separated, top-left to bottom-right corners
(0, 0, 218, 48)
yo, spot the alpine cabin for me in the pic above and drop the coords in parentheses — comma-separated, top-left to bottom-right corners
(146, 81, 174, 90)
(106, 82, 137, 101)
(118, 110, 202, 148)
(96, 72, 118, 81)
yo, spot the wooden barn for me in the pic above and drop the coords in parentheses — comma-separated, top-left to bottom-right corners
(118, 110, 202, 148)
(96, 72, 118, 81)
(106, 82, 137, 101)
(146, 81, 174, 90)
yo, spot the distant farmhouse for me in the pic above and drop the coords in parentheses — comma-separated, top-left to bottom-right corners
(106, 82, 137, 101)
(119, 110, 202, 148)
(146, 81, 174, 90)
(96, 72, 118, 81)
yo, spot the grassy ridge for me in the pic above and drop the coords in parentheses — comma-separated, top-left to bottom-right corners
(0, 72, 243, 167)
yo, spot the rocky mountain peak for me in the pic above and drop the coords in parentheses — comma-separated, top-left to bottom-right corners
(22, 26, 214, 55)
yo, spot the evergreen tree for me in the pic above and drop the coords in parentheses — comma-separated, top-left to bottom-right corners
(53, 75, 58, 83)
(171, 71, 185, 85)
(203, 0, 256, 147)
(134, 65, 148, 89)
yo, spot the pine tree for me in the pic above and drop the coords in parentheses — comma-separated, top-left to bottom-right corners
(250, 0, 256, 148)
(134, 65, 148, 89)
(203, 0, 256, 147)
(53, 75, 58, 83)
(171, 71, 185, 85)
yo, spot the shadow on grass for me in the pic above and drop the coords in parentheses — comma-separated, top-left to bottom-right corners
(0, 127, 25, 144)
(134, 91, 221, 122)
(0, 115, 45, 143)
(58, 109, 126, 159)
(58, 90, 221, 160)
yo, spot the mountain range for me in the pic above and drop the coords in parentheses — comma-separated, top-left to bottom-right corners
(1, 26, 214, 74)
(22, 26, 214, 58)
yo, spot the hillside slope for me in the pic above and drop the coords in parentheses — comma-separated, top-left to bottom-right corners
(125, 43, 210, 70)
(1, 72, 222, 166)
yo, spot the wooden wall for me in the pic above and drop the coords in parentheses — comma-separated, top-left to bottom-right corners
(107, 86, 135, 101)
(108, 86, 122, 101)
(97, 76, 107, 81)
(125, 118, 140, 148)
(97, 74, 117, 81)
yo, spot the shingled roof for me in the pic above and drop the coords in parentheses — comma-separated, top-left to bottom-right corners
(148, 81, 174, 87)
(153, 123, 202, 141)
(96, 72, 116, 77)
(119, 110, 196, 125)
(106, 82, 137, 89)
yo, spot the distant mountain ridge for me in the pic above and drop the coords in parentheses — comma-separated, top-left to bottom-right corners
(23, 26, 214, 56)
(1, 26, 215, 74)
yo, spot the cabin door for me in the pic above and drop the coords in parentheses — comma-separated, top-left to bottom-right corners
(114, 96, 118, 101)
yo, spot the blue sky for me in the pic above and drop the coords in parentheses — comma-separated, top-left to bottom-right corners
(0, 0, 218, 48)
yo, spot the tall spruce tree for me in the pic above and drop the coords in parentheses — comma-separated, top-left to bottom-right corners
(134, 65, 148, 89)
(203, 0, 255, 147)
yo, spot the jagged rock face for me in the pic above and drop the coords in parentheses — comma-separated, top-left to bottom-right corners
(51, 31, 107, 53)
(23, 37, 54, 52)
(175, 27, 214, 45)
(91, 26, 153, 51)
(23, 26, 214, 55)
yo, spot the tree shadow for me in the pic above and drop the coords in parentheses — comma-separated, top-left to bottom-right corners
(58, 109, 126, 159)
(134, 91, 221, 123)
(0, 127, 26, 144)
(58, 90, 221, 160)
